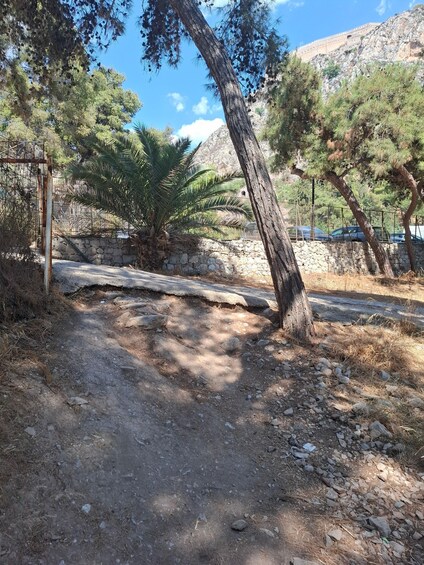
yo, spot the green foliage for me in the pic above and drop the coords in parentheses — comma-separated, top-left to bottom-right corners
(0, 61, 141, 167)
(140, 1, 288, 94)
(265, 56, 322, 170)
(0, 1, 131, 84)
(322, 61, 341, 79)
(266, 59, 424, 200)
(325, 64, 424, 183)
(275, 177, 400, 232)
(69, 125, 253, 238)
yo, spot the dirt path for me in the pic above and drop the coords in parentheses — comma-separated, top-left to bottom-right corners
(1, 290, 423, 564)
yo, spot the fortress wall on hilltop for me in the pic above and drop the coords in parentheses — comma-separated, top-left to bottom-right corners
(295, 23, 379, 62)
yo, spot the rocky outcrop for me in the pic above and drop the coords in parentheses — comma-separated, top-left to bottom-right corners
(195, 5, 424, 173)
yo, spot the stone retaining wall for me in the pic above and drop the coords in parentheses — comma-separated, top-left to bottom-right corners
(52, 236, 424, 276)
(163, 239, 424, 277)
(52, 236, 136, 266)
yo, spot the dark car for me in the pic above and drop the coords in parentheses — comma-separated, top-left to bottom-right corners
(389, 232, 424, 243)
(288, 226, 332, 241)
(331, 225, 390, 242)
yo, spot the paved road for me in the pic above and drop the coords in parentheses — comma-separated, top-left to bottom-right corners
(53, 260, 424, 328)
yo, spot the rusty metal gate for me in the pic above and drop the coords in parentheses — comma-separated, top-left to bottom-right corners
(0, 140, 53, 293)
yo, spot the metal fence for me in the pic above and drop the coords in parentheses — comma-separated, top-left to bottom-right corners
(242, 202, 424, 242)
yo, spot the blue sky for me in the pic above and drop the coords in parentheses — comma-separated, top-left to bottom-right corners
(99, 0, 419, 143)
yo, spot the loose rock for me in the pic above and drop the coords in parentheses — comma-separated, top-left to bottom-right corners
(231, 519, 248, 531)
(369, 421, 392, 440)
(368, 516, 391, 538)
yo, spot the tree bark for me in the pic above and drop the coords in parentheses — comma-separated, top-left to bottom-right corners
(397, 165, 419, 273)
(167, 0, 314, 340)
(324, 171, 394, 278)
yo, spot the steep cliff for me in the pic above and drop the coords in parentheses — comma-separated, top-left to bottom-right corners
(195, 4, 424, 173)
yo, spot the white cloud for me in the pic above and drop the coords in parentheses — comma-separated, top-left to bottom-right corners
(376, 0, 390, 15)
(167, 92, 185, 112)
(192, 96, 222, 116)
(176, 118, 225, 144)
(192, 96, 210, 115)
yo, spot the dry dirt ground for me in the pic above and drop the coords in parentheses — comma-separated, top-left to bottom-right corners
(0, 288, 423, 565)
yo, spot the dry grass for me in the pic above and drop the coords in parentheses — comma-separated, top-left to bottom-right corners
(0, 288, 69, 381)
(192, 270, 424, 304)
(302, 271, 424, 304)
(317, 322, 424, 464)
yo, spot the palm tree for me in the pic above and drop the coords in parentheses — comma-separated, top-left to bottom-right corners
(69, 125, 252, 268)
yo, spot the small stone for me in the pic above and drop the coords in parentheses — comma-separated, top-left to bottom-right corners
(416, 511, 423, 520)
(328, 528, 343, 542)
(224, 422, 235, 430)
(304, 465, 314, 472)
(267, 446, 276, 453)
(231, 519, 248, 531)
(412, 531, 423, 540)
(352, 401, 369, 415)
(291, 559, 321, 565)
(292, 450, 309, 459)
(390, 541, 404, 554)
(24, 426, 36, 437)
(326, 488, 339, 501)
(271, 418, 281, 427)
(380, 370, 391, 381)
(259, 528, 275, 538)
(67, 397, 89, 406)
(369, 421, 392, 440)
(338, 375, 350, 385)
(321, 368, 333, 377)
(81, 504, 91, 514)
(223, 337, 242, 353)
(389, 443, 406, 456)
(368, 516, 391, 538)
(325, 535, 334, 548)
(284, 408, 294, 416)
(99, 521, 107, 529)
(302, 443, 316, 453)
(318, 358, 332, 367)
(47, 424, 55, 432)
(407, 397, 424, 410)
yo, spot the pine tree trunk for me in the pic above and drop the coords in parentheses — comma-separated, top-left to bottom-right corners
(325, 172, 394, 278)
(397, 165, 419, 273)
(167, 0, 314, 340)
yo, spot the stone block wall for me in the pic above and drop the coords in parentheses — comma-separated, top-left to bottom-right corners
(52, 235, 424, 276)
(52, 236, 136, 266)
(163, 238, 424, 277)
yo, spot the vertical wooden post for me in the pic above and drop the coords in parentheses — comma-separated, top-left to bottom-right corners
(311, 178, 315, 240)
(44, 156, 53, 295)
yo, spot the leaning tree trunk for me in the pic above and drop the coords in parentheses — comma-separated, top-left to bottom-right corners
(397, 165, 419, 273)
(325, 171, 394, 278)
(168, 0, 314, 340)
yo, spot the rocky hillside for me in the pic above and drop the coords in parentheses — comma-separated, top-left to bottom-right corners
(195, 4, 424, 173)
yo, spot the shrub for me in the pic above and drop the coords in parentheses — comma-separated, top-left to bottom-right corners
(0, 198, 45, 322)
(323, 61, 341, 79)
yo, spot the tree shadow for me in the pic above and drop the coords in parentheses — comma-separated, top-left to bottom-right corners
(0, 290, 422, 564)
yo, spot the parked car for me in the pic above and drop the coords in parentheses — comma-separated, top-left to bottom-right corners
(389, 232, 424, 243)
(330, 225, 390, 242)
(288, 226, 332, 241)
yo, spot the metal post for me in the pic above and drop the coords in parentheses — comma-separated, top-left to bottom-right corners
(44, 157, 53, 295)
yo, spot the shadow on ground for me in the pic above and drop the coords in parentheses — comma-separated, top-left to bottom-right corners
(0, 288, 423, 565)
